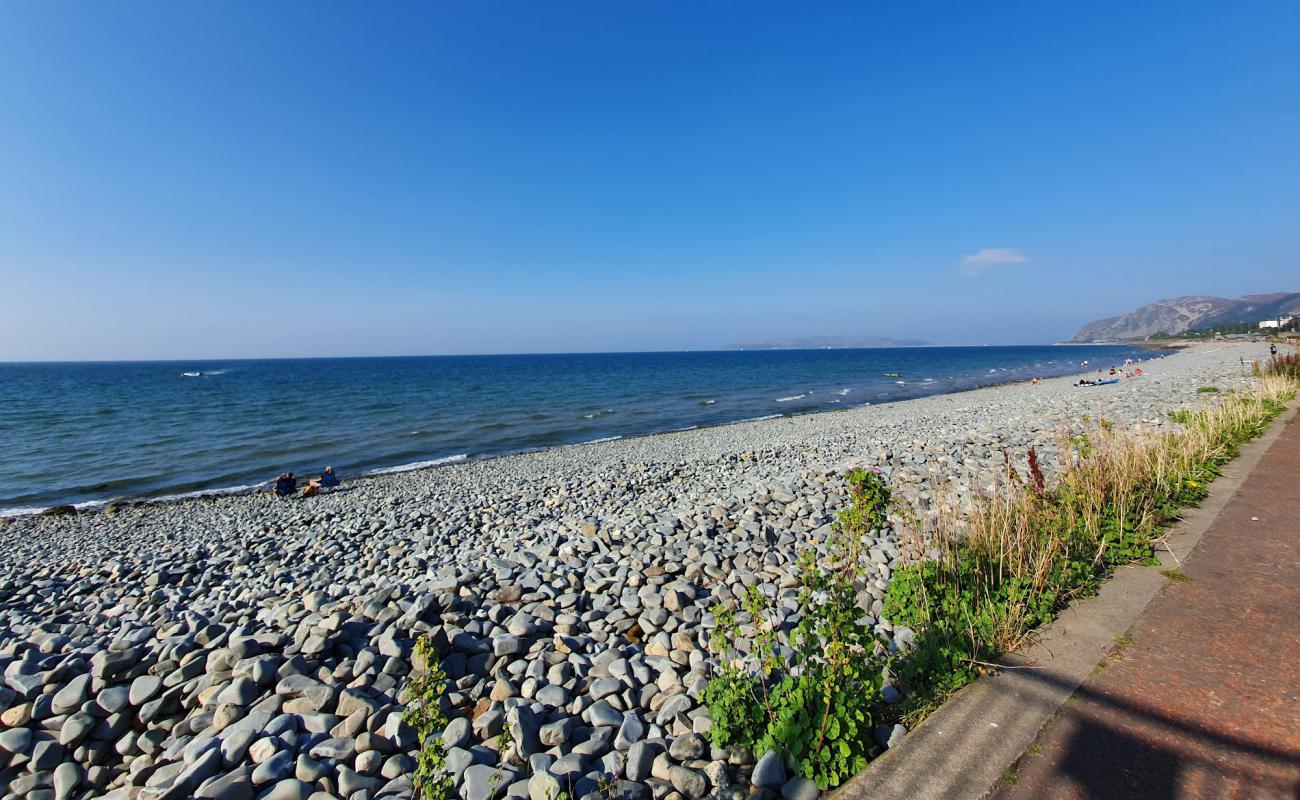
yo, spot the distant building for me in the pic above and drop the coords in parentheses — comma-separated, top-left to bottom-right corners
(1259, 319, 1280, 329)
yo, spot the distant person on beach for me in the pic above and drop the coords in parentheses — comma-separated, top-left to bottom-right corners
(274, 471, 297, 497)
(305, 466, 339, 496)
(1271, 343, 1278, 357)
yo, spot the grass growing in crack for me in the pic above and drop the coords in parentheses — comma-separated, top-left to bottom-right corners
(703, 468, 890, 790)
(1114, 633, 1133, 648)
(883, 374, 1296, 716)
(1001, 764, 1021, 785)
(403, 634, 453, 800)
(1161, 569, 1192, 583)
(1197, 386, 1220, 393)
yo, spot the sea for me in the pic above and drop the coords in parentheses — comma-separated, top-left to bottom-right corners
(0, 345, 1161, 514)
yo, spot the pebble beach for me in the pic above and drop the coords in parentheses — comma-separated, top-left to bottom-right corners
(0, 342, 1271, 800)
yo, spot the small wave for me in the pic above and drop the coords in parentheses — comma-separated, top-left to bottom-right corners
(666, 425, 699, 433)
(775, 394, 806, 403)
(700, 399, 716, 405)
(895, 380, 906, 385)
(148, 483, 265, 504)
(203, 370, 227, 376)
(836, 389, 850, 395)
(181, 371, 201, 378)
(582, 409, 616, 419)
(830, 399, 842, 404)
(736, 414, 783, 423)
(0, 506, 48, 518)
(573, 436, 622, 445)
(368, 454, 468, 475)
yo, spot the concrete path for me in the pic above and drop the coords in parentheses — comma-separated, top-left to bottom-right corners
(994, 414, 1300, 799)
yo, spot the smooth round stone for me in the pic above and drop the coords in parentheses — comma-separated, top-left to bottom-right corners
(781, 776, 820, 800)
(129, 675, 163, 707)
(96, 685, 131, 715)
(251, 749, 294, 784)
(535, 684, 569, 708)
(589, 677, 621, 699)
(295, 754, 329, 783)
(669, 765, 709, 800)
(751, 750, 786, 789)
(261, 779, 313, 800)
(52, 674, 91, 715)
(587, 701, 623, 727)
(58, 712, 95, 746)
(0, 726, 32, 754)
(442, 716, 471, 749)
(668, 733, 706, 761)
(308, 736, 355, 761)
(355, 749, 383, 775)
(217, 677, 259, 707)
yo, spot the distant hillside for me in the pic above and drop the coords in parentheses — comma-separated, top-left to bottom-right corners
(1073, 293, 1300, 341)
(723, 335, 933, 350)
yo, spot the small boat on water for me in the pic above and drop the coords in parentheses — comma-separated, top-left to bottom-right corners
(882, 372, 903, 378)
(181, 372, 201, 377)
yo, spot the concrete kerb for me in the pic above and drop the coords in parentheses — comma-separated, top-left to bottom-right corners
(832, 393, 1300, 800)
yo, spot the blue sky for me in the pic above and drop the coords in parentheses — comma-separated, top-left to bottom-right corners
(1, 2, 1297, 359)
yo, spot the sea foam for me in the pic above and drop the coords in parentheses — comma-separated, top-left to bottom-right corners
(367, 454, 469, 475)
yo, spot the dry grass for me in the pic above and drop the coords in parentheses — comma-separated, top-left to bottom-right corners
(886, 374, 1296, 678)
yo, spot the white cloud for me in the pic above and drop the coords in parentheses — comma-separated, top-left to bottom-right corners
(959, 247, 1031, 277)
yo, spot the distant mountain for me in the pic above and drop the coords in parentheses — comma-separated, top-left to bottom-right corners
(723, 335, 933, 350)
(1073, 293, 1300, 341)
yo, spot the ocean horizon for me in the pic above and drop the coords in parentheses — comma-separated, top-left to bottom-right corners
(0, 344, 1161, 514)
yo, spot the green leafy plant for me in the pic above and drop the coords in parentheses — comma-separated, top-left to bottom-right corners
(1001, 764, 1020, 786)
(1197, 386, 1220, 393)
(403, 635, 453, 800)
(703, 469, 891, 789)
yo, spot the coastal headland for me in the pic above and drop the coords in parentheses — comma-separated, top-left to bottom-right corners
(0, 342, 1275, 800)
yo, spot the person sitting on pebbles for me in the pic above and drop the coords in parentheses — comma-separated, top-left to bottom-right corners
(273, 471, 297, 497)
(302, 466, 340, 497)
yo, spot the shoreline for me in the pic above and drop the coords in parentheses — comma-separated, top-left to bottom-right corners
(1, 347, 1177, 520)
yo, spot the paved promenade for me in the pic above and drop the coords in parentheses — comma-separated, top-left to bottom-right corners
(995, 414, 1300, 800)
